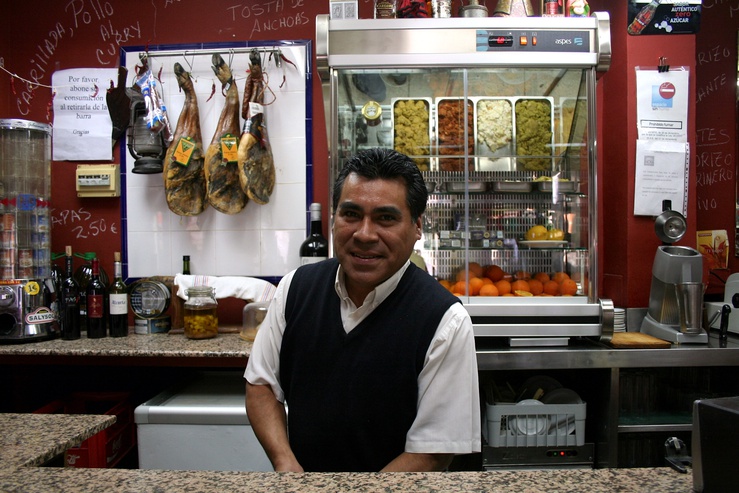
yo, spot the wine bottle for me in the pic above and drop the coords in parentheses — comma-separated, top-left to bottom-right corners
(108, 252, 128, 337)
(183, 255, 191, 275)
(86, 257, 107, 338)
(59, 246, 81, 341)
(299, 203, 329, 265)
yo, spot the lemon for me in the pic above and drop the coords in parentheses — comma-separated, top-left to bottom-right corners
(547, 228, 565, 241)
(526, 225, 548, 241)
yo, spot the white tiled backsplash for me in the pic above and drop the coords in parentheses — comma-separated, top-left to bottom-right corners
(122, 43, 310, 279)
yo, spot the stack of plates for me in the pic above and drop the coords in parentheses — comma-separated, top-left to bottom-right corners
(614, 307, 626, 332)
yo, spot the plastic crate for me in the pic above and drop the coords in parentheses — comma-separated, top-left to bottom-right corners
(485, 401, 586, 448)
(34, 391, 136, 468)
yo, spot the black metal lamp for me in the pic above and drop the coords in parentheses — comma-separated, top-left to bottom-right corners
(127, 95, 166, 174)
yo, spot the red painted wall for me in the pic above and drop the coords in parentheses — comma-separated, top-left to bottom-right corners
(0, 0, 331, 287)
(2, 1, 738, 313)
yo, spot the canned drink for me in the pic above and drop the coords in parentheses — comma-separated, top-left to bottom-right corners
(32, 232, 50, 248)
(35, 213, 49, 232)
(0, 249, 13, 266)
(2, 213, 15, 231)
(34, 247, 49, 265)
(18, 248, 33, 268)
(1, 266, 15, 279)
(18, 267, 33, 279)
(1, 231, 15, 248)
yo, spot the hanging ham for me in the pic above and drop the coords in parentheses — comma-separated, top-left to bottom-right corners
(204, 54, 248, 214)
(164, 62, 207, 216)
(237, 49, 275, 205)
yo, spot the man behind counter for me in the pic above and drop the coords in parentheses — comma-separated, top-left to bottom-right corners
(244, 148, 481, 472)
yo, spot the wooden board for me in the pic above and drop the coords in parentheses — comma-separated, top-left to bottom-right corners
(608, 332, 672, 349)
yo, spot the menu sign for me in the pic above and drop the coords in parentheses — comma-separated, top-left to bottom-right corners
(627, 0, 702, 36)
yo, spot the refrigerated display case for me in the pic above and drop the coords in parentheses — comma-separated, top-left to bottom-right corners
(317, 13, 613, 345)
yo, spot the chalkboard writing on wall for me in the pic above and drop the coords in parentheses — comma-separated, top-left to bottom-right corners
(1, 0, 331, 277)
(694, 1, 738, 267)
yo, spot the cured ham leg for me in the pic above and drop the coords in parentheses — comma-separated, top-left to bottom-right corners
(204, 54, 248, 214)
(164, 63, 207, 216)
(238, 49, 275, 205)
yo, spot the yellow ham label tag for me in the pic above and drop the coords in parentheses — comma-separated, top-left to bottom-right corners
(173, 137, 196, 166)
(220, 134, 238, 164)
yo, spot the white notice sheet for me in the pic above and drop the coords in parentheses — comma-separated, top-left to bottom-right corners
(52, 68, 118, 161)
(635, 68, 689, 143)
(633, 140, 690, 217)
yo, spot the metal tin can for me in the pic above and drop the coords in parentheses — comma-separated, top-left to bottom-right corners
(134, 315, 172, 334)
(129, 279, 171, 319)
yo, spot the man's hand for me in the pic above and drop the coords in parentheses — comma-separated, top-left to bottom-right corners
(245, 381, 304, 472)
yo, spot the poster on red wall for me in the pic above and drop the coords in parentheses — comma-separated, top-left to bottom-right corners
(627, 0, 702, 36)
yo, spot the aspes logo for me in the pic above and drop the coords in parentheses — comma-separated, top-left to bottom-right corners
(652, 82, 676, 109)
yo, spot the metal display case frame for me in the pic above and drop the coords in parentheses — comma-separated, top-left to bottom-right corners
(317, 13, 613, 345)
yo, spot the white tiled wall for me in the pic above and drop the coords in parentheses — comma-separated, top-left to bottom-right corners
(122, 43, 309, 279)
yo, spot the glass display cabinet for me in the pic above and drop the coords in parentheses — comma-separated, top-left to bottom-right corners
(317, 13, 613, 345)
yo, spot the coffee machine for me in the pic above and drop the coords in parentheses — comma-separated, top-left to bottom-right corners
(0, 119, 58, 343)
(640, 245, 708, 344)
(640, 202, 708, 344)
(0, 279, 58, 342)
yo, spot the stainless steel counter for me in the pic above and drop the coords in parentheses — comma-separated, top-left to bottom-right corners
(2, 329, 737, 371)
(475, 331, 739, 370)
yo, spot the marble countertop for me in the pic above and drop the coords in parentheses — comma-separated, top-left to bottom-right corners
(0, 467, 694, 492)
(0, 329, 251, 365)
(0, 413, 694, 492)
(0, 413, 116, 468)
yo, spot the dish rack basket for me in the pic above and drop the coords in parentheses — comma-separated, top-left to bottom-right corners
(485, 401, 586, 448)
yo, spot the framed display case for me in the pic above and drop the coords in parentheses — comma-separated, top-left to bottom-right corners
(317, 13, 613, 345)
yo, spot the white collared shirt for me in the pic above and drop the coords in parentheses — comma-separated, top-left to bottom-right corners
(245, 261, 481, 455)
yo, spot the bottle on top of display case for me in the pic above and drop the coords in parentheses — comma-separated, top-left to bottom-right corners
(108, 252, 128, 337)
(182, 255, 191, 275)
(375, 0, 397, 18)
(566, 0, 589, 17)
(543, 0, 561, 15)
(86, 257, 107, 338)
(59, 246, 81, 341)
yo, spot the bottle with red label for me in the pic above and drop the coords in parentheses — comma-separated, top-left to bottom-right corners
(628, 0, 660, 35)
(86, 257, 108, 338)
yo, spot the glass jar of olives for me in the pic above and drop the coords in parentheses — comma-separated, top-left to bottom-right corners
(183, 286, 218, 339)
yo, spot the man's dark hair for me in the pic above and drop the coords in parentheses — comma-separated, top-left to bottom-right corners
(332, 148, 428, 221)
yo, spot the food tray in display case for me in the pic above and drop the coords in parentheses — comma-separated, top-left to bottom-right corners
(391, 98, 433, 171)
(445, 181, 487, 193)
(475, 97, 515, 171)
(518, 240, 568, 249)
(436, 97, 475, 172)
(557, 97, 588, 149)
(536, 179, 578, 193)
(492, 181, 532, 193)
(513, 97, 555, 172)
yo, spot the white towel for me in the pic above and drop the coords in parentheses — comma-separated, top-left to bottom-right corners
(174, 274, 276, 302)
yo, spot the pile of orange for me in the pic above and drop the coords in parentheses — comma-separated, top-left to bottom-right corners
(439, 264, 582, 298)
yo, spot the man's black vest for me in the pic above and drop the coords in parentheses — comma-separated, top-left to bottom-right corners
(281, 258, 460, 472)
